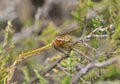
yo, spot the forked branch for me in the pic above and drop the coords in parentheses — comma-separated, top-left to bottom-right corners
(71, 56, 119, 84)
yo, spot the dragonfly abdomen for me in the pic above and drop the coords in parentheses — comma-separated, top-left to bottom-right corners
(19, 43, 53, 59)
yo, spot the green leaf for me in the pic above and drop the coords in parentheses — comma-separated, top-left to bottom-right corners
(34, 69, 47, 84)
(61, 76, 71, 84)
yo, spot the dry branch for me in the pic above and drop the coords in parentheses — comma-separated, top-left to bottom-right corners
(71, 56, 119, 84)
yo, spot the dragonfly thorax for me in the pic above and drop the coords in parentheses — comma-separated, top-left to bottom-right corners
(53, 34, 72, 50)
(53, 39, 66, 47)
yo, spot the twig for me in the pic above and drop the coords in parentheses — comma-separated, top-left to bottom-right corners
(81, 16, 87, 38)
(57, 64, 72, 76)
(28, 52, 70, 84)
(93, 34, 107, 38)
(71, 56, 118, 84)
(78, 40, 97, 51)
(73, 48, 93, 62)
(85, 26, 107, 41)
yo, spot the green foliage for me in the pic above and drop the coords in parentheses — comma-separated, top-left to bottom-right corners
(72, 0, 94, 22)
(83, 68, 101, 82)
(0, 20, 14, 83)
(39, 22, 59, 44)
(71, 0, 120, 83)
(101, 65, 120, 80)
(21, 37, 35, 51)
(72, 0, 87, 31)
(89, 38, 99, 48)
(24, 18, 33, 27)
(112, 24, 120, 46)
(3, 20, 14, 48)
(34, 69, 47, 84)
(21, 66, 31, 83)
(66, 51, 76, 73)
(61, 76, 71, 84)
(92, 17, 101, 28)
(72, 0, 95, 25)
(87, 0, 94, 8)
(110, 0, 120, 46)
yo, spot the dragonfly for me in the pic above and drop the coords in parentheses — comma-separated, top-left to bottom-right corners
(19, 33, 73, 59)
(18, 24, 79, 59)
